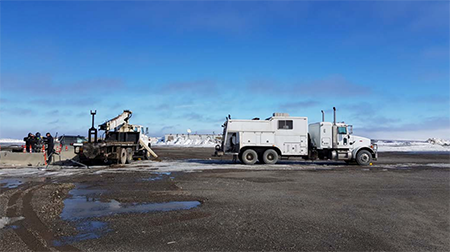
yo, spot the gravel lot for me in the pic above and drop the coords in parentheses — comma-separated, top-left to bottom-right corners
(0, 147, 449, 251)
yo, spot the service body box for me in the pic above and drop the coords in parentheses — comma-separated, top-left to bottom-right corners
(224, 115, 309, 156)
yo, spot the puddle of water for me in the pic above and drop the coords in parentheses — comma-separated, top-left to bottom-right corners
(61, 184, 200, 220)
(0, 178, 25, 188)
(142, 171, 173, 181)
(53, 221, 110, 246)
(61, 197, 201, 220)
(57, 183, 201, 244)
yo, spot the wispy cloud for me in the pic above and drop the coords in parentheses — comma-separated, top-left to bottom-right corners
(411, 95, 450, 104)
(421, 46, 449, 59)
(159, 80, 218, 95)
(409, 2, 449, 32)
(2, 74, 125, 96)
(0, 107, 35, 116)
(120, 1, 310, 35)
(278, 100, 320, 110)
(248, 75, 371, 97)
(30, 97, 103, 107)
(360, 116, 449, 133)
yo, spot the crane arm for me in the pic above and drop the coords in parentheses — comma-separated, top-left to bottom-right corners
(99, 110, 132, 132)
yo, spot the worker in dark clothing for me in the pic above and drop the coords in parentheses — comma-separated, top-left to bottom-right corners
(30, 134, 37, 152)
(23, 133, 33, 152)
(45, 132, 54, 163)
(35, 132, 43, 152)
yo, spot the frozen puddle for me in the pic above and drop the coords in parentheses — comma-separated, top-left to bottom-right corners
(62, 184, 200, 220)
(55, 184, 201, 245)
(142, 171, 173, 181)
(61, 199, 201, 220)
(0, 178, 25, 188)
(54, 221, 109, 246)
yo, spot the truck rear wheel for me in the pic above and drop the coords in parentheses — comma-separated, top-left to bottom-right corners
(126, 148, 133, 164)
(356, 150, 372, 166)
(241, 149, 258, 165)
(262, 149, 278, 164)
(119, 148, 127, 164)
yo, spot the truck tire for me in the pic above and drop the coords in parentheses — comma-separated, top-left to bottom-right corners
(143, 150, 149, 160)
(119, 148, 127, 164)
(241, 149, 258, 165)
(262, 149, 278, 164)
(356, 150, 372, 166)
(126, 148, 133, 164)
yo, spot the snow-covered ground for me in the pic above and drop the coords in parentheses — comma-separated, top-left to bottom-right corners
(151, 136, 450, 152)
(0, 138, 25, 146)
(0, 159, 449, 180)
(2, 137, 449, 152)
(150, 136, 220, 147)
(375, 138, 450, 152)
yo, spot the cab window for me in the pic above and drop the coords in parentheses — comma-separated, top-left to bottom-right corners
(338, 126, 347, 134)
(278, 120, 293, 130)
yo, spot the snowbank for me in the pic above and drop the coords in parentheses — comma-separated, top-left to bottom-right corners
(153, 135, 450, 152)
(0, 138, 25, 146)
(376, 138, 450, 152)
(2, 136, 449, 152)
(151, 135, 220, 147)
(427, 138, 450, 146)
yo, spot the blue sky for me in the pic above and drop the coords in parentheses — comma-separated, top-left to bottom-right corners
(0, 1, 449, 140)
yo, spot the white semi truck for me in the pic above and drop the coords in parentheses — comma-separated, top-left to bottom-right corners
(214, 108, 377, 165)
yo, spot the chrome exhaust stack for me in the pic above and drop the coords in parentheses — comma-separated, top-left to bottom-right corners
(332, 107, 338, 149)
(333, 107, 336, 125)
(321, 110, 324, 122)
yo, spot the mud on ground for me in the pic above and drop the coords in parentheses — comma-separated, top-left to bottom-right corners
(0, 148, 449, 251)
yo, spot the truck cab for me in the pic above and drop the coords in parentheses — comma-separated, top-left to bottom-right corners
(309, 121, 377, 165)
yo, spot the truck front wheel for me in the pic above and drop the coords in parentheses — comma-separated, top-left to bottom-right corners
(356, 150, 372, 166)
(241, 149, 258, 165)
(119, 148, 127, 164)
(263, 149, 278, 164)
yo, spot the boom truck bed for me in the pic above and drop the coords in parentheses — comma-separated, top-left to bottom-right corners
(75, 110, 158, 165)
(215, 108, 377, 165)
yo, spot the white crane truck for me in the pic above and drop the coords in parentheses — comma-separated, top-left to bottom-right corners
(74, 110, 158, 164)
(214, 108, 377, 165)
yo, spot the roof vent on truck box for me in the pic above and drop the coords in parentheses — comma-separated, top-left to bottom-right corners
(273, 113, 290, 117)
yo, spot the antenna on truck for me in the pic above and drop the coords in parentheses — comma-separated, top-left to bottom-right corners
(321, 110, 324, 122)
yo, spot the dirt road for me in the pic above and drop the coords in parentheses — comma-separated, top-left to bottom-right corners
(0, 148, 449, 251)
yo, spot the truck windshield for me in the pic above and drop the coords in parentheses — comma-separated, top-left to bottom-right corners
(338, 127, 347, 134)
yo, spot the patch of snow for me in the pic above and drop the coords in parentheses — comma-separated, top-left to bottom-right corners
(152, 135, 220, 147)
(0, 216, 24, 229)
(427, 138, 450, 146)
(375, 139, 450, 152)
(0, 138, 25, 146)
(0, 159, 449, 179)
